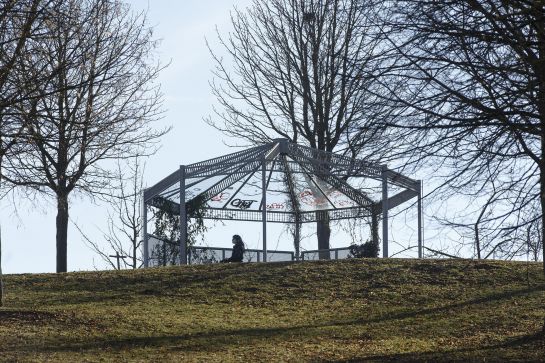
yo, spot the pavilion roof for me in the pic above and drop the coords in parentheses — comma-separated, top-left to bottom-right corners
(143, 139, 419, 223)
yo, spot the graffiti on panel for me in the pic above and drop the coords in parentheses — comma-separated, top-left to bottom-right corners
(299, 189, 327, 207)
(327, 190, 356, 207)
(266, 202, 286, 210)
(231, 198, 258, 209)
(298, 189, 356, 208)
(333, 199, 356, 207)
(211, 192, 229, 202)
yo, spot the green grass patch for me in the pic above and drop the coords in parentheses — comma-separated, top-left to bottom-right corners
(1, 258, 544, 362)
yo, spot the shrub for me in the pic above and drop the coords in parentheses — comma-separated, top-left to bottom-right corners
(348, 240, 379, 258)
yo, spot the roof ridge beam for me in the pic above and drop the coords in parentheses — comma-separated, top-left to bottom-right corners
(186, 144, 272, 176)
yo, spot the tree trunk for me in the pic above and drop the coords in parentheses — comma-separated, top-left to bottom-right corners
(540, 138, 545, 333)
(371, 212, 379, 256)
(56, 194, 69, 273)
(133, 237, 137, 269)
(0, 155, 4, 306)
(317, 211, 330, 259)
(0, 223, 4, 307)
(474, 223, 481, 259)
(542, 174, 545, 277)
(541, 180, 545, 333)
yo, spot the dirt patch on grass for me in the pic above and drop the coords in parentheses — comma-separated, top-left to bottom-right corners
(0, 309, 102, 330)
(0, 310, 60, 325)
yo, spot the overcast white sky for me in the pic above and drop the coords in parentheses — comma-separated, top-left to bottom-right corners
(1, 0, 422, 274)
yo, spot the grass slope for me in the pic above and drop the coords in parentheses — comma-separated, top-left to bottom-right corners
(0, 259, 544, 362)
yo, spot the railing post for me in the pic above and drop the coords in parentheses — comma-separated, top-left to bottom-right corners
(261, 156, 267, 262)
(179, 165, 187, 265)
(143, 190, 149, 268)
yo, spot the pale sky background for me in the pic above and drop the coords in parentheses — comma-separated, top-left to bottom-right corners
(1, 0, 424, 274)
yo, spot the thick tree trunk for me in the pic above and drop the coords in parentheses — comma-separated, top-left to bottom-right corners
(293, 217, 301, 260)
(541, 208, 545, 277)
(541, 177, 545, 334)
(56, 194, 69, 273)
(371, 212, 379, 256)
(0, 155, 4, 306)
(317, 211, 330, 259)
(540, 139, 545, 333)
(0, 223, 4, 307)
(542, 181, 545, 277)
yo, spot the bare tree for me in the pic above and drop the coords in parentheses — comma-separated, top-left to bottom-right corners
(208, 0, 395, 254)
(431, 177, 533, 260)
(79, 156, 210, 269)
(375, 0, 545, 271)
(0, 0, 55, 306)
(525, 218, 543, 263)
(78, 157, 145, 270)
(1, 0, 167, 273)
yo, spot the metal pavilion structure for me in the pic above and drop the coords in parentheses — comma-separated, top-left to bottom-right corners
(142, 139, 423, 267)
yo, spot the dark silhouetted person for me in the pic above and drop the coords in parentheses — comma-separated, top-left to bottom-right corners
(222, 234, 245, 263)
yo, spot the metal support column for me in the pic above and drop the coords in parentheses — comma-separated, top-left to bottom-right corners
(261, 156, 267, 262)
(179, 165, 187, 265)
(382, 167, 389, 258)
(417, 180, 423, 259)
(143, 190, 149, 268)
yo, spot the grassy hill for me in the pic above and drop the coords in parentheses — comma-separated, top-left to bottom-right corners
(0, 258, 544, 362)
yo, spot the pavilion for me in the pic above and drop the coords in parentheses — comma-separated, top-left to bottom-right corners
(142, 139, 422, 266)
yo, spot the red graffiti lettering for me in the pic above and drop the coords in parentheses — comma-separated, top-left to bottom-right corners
(211, 192, 229, 202)
(267, 202, 285, 210)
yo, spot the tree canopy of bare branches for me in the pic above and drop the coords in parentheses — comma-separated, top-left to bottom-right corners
(1, 0, 167, 273)
(374, 0, 545, 272)
(208, 0, 395, 252)
(0, 0, 55, 306)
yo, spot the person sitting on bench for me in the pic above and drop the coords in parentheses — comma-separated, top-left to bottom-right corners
(222, 234, 245, 263)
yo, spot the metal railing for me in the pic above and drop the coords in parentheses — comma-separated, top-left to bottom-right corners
(147, 234, 357, 266)
(188, 246, 295, 264)
(300, 247, 352, 261)
(146, 234, 295, 266)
